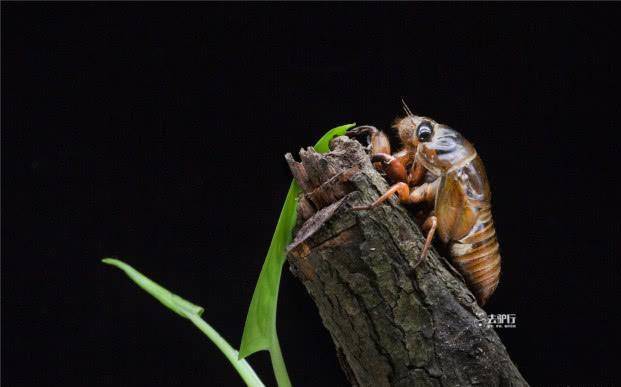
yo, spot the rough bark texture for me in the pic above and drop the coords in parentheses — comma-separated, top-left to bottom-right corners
(286, 136, 527, 387)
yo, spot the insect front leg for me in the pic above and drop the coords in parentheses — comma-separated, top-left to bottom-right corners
(371, 153, 407, 183)
(352, 182, 411, 211)
(408, 161, 426, 186)
(347, 126, 408, 183)
(346, 125, 391, 155)
(353, 177, 439, 211)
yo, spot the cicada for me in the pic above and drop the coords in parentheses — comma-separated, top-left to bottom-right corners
(349, 103, 500, 305)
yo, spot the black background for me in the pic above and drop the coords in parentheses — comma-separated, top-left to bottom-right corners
(3, 3, 621, 386)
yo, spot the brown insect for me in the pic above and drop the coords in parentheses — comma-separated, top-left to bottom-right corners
(348, 102, 500, 305)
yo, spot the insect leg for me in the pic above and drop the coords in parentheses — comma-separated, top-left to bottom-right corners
(408, 161, 426, 186)
(370, 129, 391, 155)
(412, 215, 438, 269)
(346, 126, 391, 155)
(352, 182, 410, 211)
(370, 153, 407, 183)
(347, 125, 411, 184)
(409, 179, 439, 204)
(393, 148, 412, 167)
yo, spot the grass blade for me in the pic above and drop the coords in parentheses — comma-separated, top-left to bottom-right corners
(238, 123, 355, 386)
(102, 258, 265, 387)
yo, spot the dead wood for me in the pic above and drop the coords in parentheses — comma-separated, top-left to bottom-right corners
(286, 136, 527, 387)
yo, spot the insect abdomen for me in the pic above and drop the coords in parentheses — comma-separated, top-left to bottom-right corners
(449, 205, 501, 305)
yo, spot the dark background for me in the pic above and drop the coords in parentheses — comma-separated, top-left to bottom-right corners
(3, 3, 621, 386)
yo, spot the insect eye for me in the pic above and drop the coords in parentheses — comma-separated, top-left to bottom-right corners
(417, 122, 433, 142)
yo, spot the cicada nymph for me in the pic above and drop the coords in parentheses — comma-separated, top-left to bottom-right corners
(348, 104, 500, 305)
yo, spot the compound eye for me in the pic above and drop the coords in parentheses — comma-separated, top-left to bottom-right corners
(417, 121, 433, 142)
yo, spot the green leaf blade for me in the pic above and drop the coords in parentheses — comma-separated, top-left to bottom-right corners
(238, 181, 300, 358)
(103, 258, 265, 387)
(238, 123, 355, 386)
(312, 123, 357, 153)
(102, 258, 204, 318)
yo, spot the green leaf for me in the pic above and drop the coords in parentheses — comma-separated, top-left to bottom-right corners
(238, 123, 356, 386)
(102, 258, 265, 387)
(102, 258, 204, 318)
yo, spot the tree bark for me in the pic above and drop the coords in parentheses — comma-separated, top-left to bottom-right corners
(285, 136, 527, 387)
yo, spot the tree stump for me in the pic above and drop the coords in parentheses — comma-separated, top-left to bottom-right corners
(285, 136, 527, 387)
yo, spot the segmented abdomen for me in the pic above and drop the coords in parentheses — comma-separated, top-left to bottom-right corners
(449, 205, 501, 305)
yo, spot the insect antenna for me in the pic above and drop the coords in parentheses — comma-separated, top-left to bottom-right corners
(401, 98, 417, 126)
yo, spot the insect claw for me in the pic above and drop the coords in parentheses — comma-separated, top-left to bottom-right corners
(409, 256, 425, 270)
(346, 125, 378, 145)
(346, 125, 378, 136)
